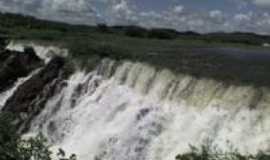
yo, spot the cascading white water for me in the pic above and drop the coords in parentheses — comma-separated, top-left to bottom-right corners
(1, 41, 67, 111)
(6, 41, 68, 63)
(27, 59, 270, 160)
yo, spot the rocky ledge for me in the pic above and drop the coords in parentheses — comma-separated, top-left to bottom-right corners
(2, 56, 72, 132)
(0, 46, 44, 92)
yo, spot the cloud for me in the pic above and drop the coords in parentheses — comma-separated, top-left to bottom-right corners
(0, 0, 270, 34)
(234, 13, 251, 21)
(173, 5, 184, 14)
(209, 10, 223, 18)
(113, 0, 129, 12)
(253, 0, 270, 7)
(37, 0, 98, 24)
(111, 0, 133, 20)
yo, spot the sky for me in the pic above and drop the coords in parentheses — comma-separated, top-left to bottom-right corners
(1, 0, 270, 34)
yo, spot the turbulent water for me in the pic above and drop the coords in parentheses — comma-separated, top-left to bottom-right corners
(3, 43, 270, 160)
(6, 41, 68, 63)
(27, 60, 270, 160)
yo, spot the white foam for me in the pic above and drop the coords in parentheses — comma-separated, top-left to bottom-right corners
(6, 41, 68, 63)
(27, 60, 270, 160)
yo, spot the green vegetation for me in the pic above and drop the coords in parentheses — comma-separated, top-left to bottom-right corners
(1, 12, 270, 61)
(1, 12, 270, 48)
(176, 145, 270, 160)
(2, 12, 270, 87)
(0, 112, 76, 160)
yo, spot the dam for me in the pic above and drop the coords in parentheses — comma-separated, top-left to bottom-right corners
(1, 42, 270, 160)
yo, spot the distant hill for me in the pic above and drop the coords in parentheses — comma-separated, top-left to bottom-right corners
(1, 12, 270, 46)
(2, 12, 270, 87)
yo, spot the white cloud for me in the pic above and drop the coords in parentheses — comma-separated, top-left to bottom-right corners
(113, 0, 128, 12)
(139, 11, 162, 19)
(173, 5, 184, 13)
(112, 0, 133, 19)
(209, 10, 223, 18)
(234, 13, 251, 21)
(40, 0, 92, 14)
(253, 0, 270, 6)
(1, 0, 270, 34)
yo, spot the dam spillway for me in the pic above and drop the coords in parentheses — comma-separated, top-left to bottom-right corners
(1, 42, 270, 160)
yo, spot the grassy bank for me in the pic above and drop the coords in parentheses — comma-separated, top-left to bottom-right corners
(2, 12, 270, 87)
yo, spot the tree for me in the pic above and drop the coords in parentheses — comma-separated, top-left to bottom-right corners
(0, 112, 76, 160)
(97, 24, 111, 33)
(175, 145, 270, 160)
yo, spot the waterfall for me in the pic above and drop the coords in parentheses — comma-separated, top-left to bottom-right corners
(6, 41, 68, 63)
(23, 59, 270, 160)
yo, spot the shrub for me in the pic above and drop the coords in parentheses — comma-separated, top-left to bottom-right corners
(0, 112, 76, 160)
(97, 24, 111, 33)
(124, 26, 147, 38)
(148, 28, 178, 39)
(175, 145, 270, 160)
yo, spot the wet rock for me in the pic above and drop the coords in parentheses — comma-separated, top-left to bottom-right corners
(0, 47, 43, 92)
(0, 37, 7, 50)
(136, 108, 151, 121)
(2, 56, 71, 132)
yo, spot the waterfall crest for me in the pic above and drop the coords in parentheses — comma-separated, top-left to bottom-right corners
(23, 59, 270, 160)
(6, 41, 68, 63)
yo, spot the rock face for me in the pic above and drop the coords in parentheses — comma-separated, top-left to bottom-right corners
(2, 56, 70, 132)
(0, 39, 73, 132)
(0, 37, 7, 50)
(0, 47, 43, 92)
